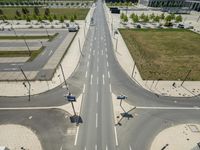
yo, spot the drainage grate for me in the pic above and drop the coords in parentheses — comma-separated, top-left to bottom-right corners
(187, 124, 200, 132)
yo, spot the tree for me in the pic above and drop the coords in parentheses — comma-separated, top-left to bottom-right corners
(34, 6, 40, 16)
(170, 13, 175, 20)
(45, 8, 50, 16)
(130, 13, 135, 19)
(150, 13, 155, 20)
(26, 16, 31, 22)
(143, 15, 149, 22)
(175, 15, 182, 23)
(16, 10, 21, 17)
(48, 16, 53, 23)
(70, 16, 74, 22)
(140, 13, 145, 21)
(165, 15, 172, 23)
(120, 12, 125, 22)
(60, 16, 64, 26)
(53, 14, 57, 20)
(123, 15, 128, 23)
(73, 14, 77, 20)
(153, 15, 160, 22)
(131, 14, 139, 23)
(0, 9, 4, 15)
(22, 8, 29, 15)
(160, 13, 165, 20)
(37, 16, 42, 23)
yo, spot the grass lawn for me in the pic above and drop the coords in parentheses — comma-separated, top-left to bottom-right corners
(119, 29, 200, 81)
(0, 33, 58, 41)
(0, 46, 44, 61)
(0, 8, 89, 20)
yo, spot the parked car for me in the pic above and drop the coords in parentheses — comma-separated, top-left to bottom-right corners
(68, 22, 79, 32)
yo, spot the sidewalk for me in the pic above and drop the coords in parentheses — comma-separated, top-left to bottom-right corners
(104, 4, 200, 97)
(0, 6, 95, 96)
(151, 124, 200, 150)
(0, 124, 42, 150)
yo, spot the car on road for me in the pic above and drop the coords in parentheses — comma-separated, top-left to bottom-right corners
(68, 22, 79, 32)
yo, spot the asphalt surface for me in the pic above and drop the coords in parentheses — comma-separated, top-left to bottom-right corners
(0, 0, 200, 150)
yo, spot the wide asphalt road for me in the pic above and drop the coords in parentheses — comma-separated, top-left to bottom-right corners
(0, 0, 200, 150)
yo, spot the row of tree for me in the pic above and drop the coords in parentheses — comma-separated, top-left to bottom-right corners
(0, 7, 77, 22)
(120, 12, 183, 24)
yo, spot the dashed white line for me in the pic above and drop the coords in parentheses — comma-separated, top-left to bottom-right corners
(109, 84, 112, 92)
(96, 113, 98, 128)
(114, 126, 119, 146)
(102, 74, 105, 85)
(107, 62, 109, 67)
(96, 92, 98, 103)
(97, 66, 99, 72)
(97, 58, 99, 63)
(93, 51, 95, 56)
(88, 54, 91, 60)
(129, 145, 132, 150)
(11, 63, 23, 66)
(90, 48, 92, 52)
(90, 74, 93, 85)
(49, 50, 53, 56)
(87, 62, 89, 68)
(105, 48, 107, 52)
(83, 84, 85, 93)
(97, 77, 99, 85)
(106, 145, 108, 150)
(108, 71, 110, 79)
(106, 54, 108, 59)
(85, 71, 88, 78)
(95, 144, 97, 150)
(74, 126, 79, 146)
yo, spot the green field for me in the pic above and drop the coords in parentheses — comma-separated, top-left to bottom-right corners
(0, 46, 44, 61)
(0, 8, 89, 20)
(119, 29, 200, 81)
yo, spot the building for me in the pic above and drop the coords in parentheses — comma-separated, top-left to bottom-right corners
(140, 0, 200, 11)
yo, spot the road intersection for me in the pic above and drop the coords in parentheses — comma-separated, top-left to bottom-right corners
(0, 0, 200, 150)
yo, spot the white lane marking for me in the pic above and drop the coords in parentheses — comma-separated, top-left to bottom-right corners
(97, 66, 99, 72)
(102, 74, 105, 85)
(96, 113, 98, 128)
(129, 145, 132, 150)
(88, 54, 91, 60)
(107, 62, 109, 67)
(41, 51, 46, 56)
(83, 84, 85, 93)
(106, 54, 108, 59)
(74, 126, 79, 146)
(95, 144, 97, 150)
(105, 48, 107, 52)
(60, 145, 63, 150)
(90, 48, 92, 52)
(114, 126, 119, 146)
(11, 63, 23, 66)
(96, 92, 98, 103)
(90, 43, 92, 47)
(108, 71, 110, 79)
(4, 68, 17, 71)
(105, 42, 107, 46)
(90, 74, 93, 85)
(109, 84, 112, 93)
(136, 106, 200, 110)
(106, 145, 108, 150)
(85, 71, 88, 78)
(97, 77, 99, 85)
(84, 146, 86, 150)
(49, 50, 53, 56)
(87, 62, 89, 68)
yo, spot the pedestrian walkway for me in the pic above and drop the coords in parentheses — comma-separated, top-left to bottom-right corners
(0, 124, 42, 150)
(151, 124, 200, 150)
(104, 4, 200, 97)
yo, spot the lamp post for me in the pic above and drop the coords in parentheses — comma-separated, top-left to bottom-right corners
(23, 34, 31, 56)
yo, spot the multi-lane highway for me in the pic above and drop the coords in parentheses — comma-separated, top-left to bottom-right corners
(0, 0, 200, 149)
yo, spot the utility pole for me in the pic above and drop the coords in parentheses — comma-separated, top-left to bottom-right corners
(60, 64, 68, 90)
(181, 70, 191, 86)
(20, 67, 31, 101)
(23, 35, 31, 56)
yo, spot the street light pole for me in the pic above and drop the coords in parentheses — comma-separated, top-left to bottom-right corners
(20, 67, 31, 101)
(181, 70, 191, 86)
(23, 35, 31, 56)
(60, 64, 68, 90)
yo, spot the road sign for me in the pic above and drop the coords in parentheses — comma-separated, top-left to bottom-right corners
(65, 95, 76, 102)
(117, 95, 127, 100)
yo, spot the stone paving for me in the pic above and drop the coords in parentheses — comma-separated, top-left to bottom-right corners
(0, 124, 42, 150)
